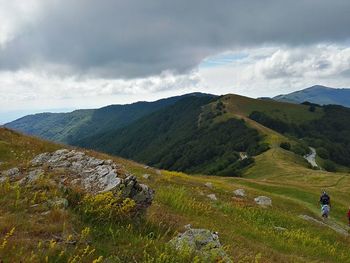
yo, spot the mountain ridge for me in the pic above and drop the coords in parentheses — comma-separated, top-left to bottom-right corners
(273, 85, 350, 107)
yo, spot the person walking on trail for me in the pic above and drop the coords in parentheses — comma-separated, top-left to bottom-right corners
(320, 191, 331, 218)
(347, 206, 350, 226)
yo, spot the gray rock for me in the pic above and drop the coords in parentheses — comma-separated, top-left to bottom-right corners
(19, 168, 43, 185)
(254, 196, 272, 206)
(207, 194, 217, 201)
(274, 226, 287, 232)
(233, 189, 245, 197)
(0, 176, 7, 183)
(170, 226, 232, 262)
(28, 149, 154, 210)
(142, 174, 151, 180)
(205, 182, 213, 189)
(31, 153, 51, 166)
(3, 167, 20, 176)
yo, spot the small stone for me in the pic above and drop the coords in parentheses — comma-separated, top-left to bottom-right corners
(41, 211, 51, 216)
(233, 189, 245, 197)
(207, 194, 217, 201)
(142, 174, 151, 180)
(205, 182, 213, 189)
(274, 226, 287, 232)
(254, 196, 272, 206)
(169, 226, 232, 262)
(0, 176, 6, 183)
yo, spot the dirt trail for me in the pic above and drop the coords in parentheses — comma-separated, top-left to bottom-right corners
(299, 214, 349, 236)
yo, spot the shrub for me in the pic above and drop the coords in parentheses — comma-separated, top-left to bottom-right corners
(280, 142, 291, 150)
(291, 143, 310, 156)
(316, 147, 329, 159)
(323, 160, 336, 172)
(80, 191, 136, 222)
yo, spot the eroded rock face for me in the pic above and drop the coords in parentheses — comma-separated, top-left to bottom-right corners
(170, 225, 232, 262)
(10, 149, 154, 209)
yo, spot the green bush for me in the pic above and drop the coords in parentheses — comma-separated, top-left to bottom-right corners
(316, 147, 329, 159)
(291, 143, 310, 156)
(280, 142, 291, 150)
(323, 160, 336, 172)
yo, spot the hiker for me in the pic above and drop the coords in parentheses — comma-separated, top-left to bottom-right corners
(319, 191, 331, 218)
(347, 206, 350, 226)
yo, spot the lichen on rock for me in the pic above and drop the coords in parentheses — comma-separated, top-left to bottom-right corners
(169, 225, 232, 262)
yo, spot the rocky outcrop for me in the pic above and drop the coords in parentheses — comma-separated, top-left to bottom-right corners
(170, 224, 232, 262)
(4, 149, 154, 209)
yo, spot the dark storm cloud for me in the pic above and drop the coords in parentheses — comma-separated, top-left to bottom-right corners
(1, 0, 350, 77)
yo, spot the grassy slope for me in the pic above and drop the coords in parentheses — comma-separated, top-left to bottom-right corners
(1, 125, 350, 262)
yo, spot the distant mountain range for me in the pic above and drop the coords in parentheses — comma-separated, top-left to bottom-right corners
(273, 85, 350, 107)
(6, 87, 350, 173)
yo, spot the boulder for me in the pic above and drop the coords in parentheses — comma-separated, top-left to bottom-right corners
(1, 167, 21, 181)
(169, 225, 232, 262)
(207, 194, 217, 201)
(233, 189, 245, 197)
(254, 196, 272, 206)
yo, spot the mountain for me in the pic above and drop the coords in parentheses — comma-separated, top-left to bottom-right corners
(7, 92, 350, 174)
(2, 121, 350, 262)
(6, 92, 213, 144)
(273, 85, 350, 107)
(77, 95, 269, 176)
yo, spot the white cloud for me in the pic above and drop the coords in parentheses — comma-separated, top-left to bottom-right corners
(199, 44, 350, 97)
(0, 69, 204, 112)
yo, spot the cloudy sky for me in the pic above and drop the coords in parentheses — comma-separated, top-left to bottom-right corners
(1, 0, 350, 123)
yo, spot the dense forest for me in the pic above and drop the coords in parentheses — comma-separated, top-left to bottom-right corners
(78, 96, 268, 176)
(249, 105, 350, 167)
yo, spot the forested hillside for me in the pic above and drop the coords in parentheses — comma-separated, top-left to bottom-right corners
(77, 96, 269, 175)
(249, 105, 350, 167)
(6, 93, 209, 144)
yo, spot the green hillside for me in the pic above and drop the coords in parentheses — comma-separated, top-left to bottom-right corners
(78, 96, 269, 176)
(1, 126, 350, 262)
(6, 93, 207, 144)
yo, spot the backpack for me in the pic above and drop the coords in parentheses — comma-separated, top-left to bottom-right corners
(320, 194, 330, 205)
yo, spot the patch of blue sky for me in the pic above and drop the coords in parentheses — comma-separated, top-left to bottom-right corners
(199, 52, 249, 68)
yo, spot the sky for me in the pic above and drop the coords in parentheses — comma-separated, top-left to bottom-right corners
(1, 0, 350, 123)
